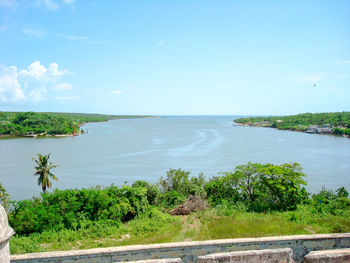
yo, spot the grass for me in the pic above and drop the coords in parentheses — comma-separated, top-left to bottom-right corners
(10, 206, 350, 255)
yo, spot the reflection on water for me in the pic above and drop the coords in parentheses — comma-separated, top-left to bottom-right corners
(1, 116, 350, 200)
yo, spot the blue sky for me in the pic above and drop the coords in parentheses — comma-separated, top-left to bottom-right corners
(0, 0, 349, 115)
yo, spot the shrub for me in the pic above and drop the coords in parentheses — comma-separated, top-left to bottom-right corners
(205, 163, 308, 212)
(9, 185, 149, 235)
(0, 182, 10, 211)
(158, 169, 206, 197)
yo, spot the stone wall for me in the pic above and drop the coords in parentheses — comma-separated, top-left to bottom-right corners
(10, 233, 350, 263)
(304, 248, 350, 263)
(197, 248, 294, 263)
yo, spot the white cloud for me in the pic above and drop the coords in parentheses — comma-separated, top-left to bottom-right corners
(110, 90, 123, 95)
(19, 61, 47, 80)
(48, 62, 69, 76)
(28, 87, 47, 102)
(63, 0, 74, 4)
(0, 61, 71, 103)
(157, 40, 164, 46)
(0, 0, 17, 9)
(33, 0, 59, 11)
(19, 61, 70, 81)
(336, 60, 350, 64)
(52, 83, 72, 91)
(52, 33, 88, 41)
(0, 65, 26, 102)
(54, 96, 79, 100)
(23, 28, 45, 38)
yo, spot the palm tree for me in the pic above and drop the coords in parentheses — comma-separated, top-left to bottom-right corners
(33, 154, 58, 194)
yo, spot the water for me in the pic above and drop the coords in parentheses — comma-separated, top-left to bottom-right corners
(1, 116, 350, 200)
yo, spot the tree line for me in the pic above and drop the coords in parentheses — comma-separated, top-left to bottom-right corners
(0, 111, 151, 136)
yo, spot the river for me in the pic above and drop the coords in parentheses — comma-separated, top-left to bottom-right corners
(1, 116, 349, 200)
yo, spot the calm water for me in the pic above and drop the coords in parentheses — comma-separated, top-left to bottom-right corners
(1, 116, 350, 200)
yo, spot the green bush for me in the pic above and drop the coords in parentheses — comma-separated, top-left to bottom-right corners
(159, 191, 187, 209)
(310, 187, 350, 216)
(9, 185, 149, 235)
(158, 169, 206, 197)
(205, 163, 308, 212)
(0, 182, 10, 211)
(132, 181, 160, 205)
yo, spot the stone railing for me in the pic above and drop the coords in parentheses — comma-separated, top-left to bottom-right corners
(10, 233, 350, 263)
(304, 248, 350, 263)
(197, 248, 294, 263)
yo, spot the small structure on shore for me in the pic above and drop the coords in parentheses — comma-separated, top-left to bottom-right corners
(0, 204, 14, 263)
(307, 124, 333, 134)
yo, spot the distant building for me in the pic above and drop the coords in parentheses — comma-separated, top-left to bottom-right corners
(307, 125, 318, 133)
(307, 124, 332, 134)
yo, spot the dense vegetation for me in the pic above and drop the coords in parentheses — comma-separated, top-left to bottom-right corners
(0, 112, 151, 136)
(235, 112, 350, 136)
(2, 163, 349, 254)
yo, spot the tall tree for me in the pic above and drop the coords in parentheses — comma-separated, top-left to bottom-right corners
(33, 154, 58, 194)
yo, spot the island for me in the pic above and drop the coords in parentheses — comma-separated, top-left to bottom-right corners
(234, 112, 350, 137)
(0, 111, 152, 137)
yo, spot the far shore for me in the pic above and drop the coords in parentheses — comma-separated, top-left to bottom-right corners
(0, 115, 161, 139)
(234, 122, 350, 138)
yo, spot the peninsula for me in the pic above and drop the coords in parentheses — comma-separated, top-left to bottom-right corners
(0, 112, 152, 137)
(234, 112, 350, 137)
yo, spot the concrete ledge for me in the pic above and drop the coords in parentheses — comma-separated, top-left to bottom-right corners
(198, 248, 294, 263)
(304, 248, 350, 263)
(124, 258, 182, 263)
(10, 233, 350, 263)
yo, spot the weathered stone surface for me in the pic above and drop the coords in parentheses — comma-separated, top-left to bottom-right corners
(304, 248, 350, 263)
(10, 233, 350, 263)
(0, 204, 14, 263)
(120, 258, 182, 263)
(197, 248, 294, 263)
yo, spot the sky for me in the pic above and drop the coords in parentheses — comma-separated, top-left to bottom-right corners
(0, 0, 349, 115)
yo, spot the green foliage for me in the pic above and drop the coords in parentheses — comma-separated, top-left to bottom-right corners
(158, 169, 206, 197)
(132, 181, 160, 205)
(309, 187, 350, 216)
(9, 185, 149, 235)
(159, 191, 187, 209)
(10, 208, 177, 254)
(7, 164, 350, 256)
(206, 163, 308, 212)
(0, 111, 152, 136)
(0, 182, 10, 211)
(235, 112, 350, 135)
(127, 207, 176, 236)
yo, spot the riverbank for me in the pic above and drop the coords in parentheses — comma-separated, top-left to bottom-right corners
(0, 112, 154, 139)
(234, 122, 350, 138)
(234, 112, 350, 138)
